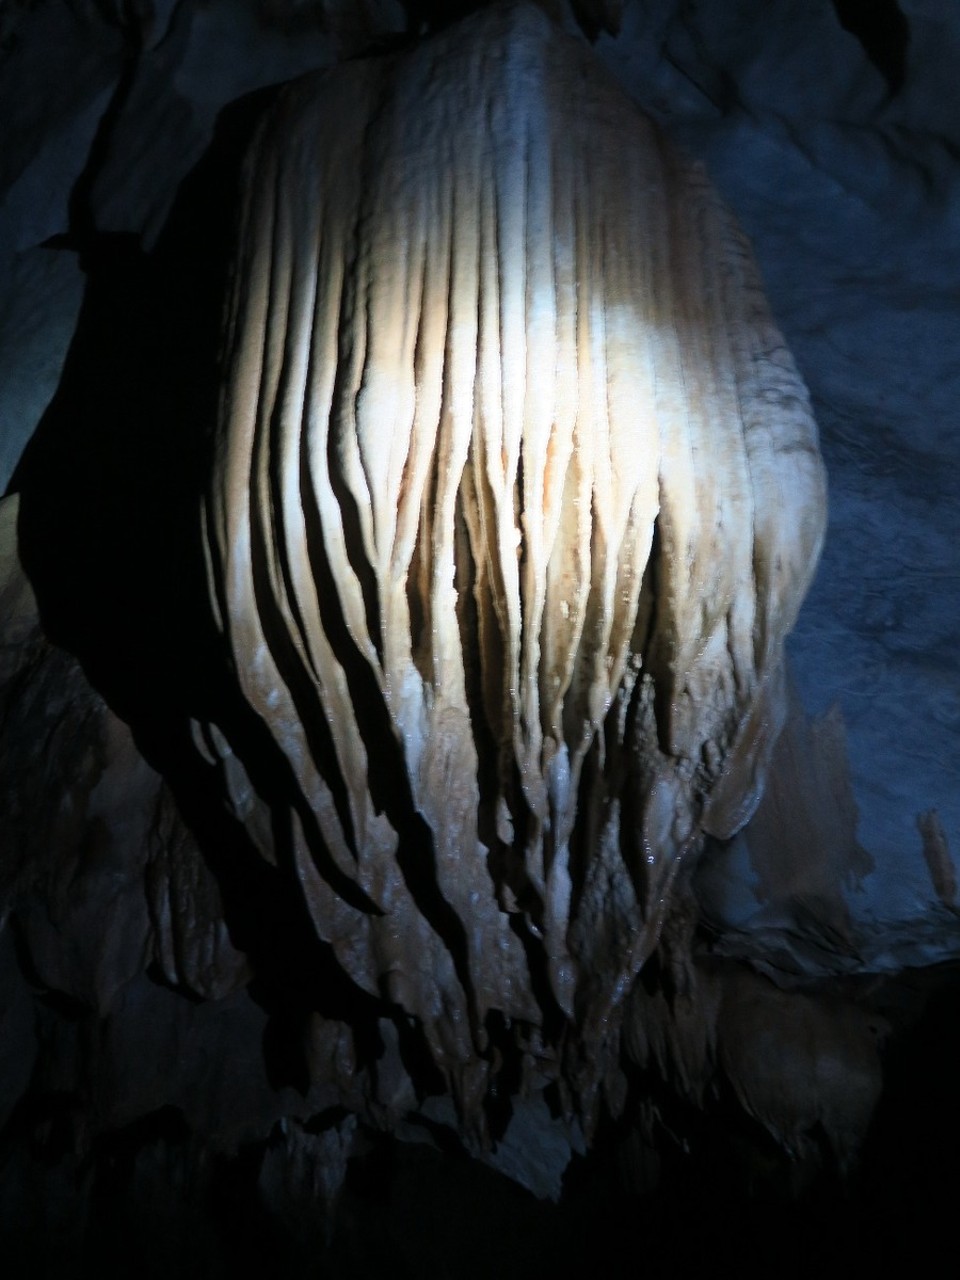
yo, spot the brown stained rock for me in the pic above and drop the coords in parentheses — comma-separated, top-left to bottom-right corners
(145, 783, 251, 1001)
(716, 966, 887, 1176)
(257, 1113, 358, 1250)
(736, 686, 872, 947)
(918, 809, 956, 907)
(622, 942, 888, 1183)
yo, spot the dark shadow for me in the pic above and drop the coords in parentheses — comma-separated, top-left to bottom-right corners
(10, 83, 386, 1077)
(834, 0, 909, 96)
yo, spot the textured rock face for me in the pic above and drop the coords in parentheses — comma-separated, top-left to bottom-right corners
(204, 3, 826, 1117)
(7, 2, 960, 1270)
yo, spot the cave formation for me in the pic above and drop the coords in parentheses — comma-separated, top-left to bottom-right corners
(1, 2, 959, 1276)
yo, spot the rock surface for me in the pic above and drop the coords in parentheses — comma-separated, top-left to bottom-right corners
(2, 1, 959, 1274)
(203, 0, 826, 1128)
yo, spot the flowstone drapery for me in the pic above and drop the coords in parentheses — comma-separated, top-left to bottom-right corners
(203, 3, 827, 1123)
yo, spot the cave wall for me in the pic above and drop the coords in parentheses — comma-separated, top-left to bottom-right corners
(2, 1, 959, 1274)
(3, 0, 956, 926)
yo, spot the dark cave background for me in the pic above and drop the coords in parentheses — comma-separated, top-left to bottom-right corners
(1, 1, 959, 1275)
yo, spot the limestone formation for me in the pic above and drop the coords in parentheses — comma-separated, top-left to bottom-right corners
(204, 2, 827, 1123)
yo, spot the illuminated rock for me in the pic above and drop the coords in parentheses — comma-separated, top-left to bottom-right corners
(204, 2, 827, 1122)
